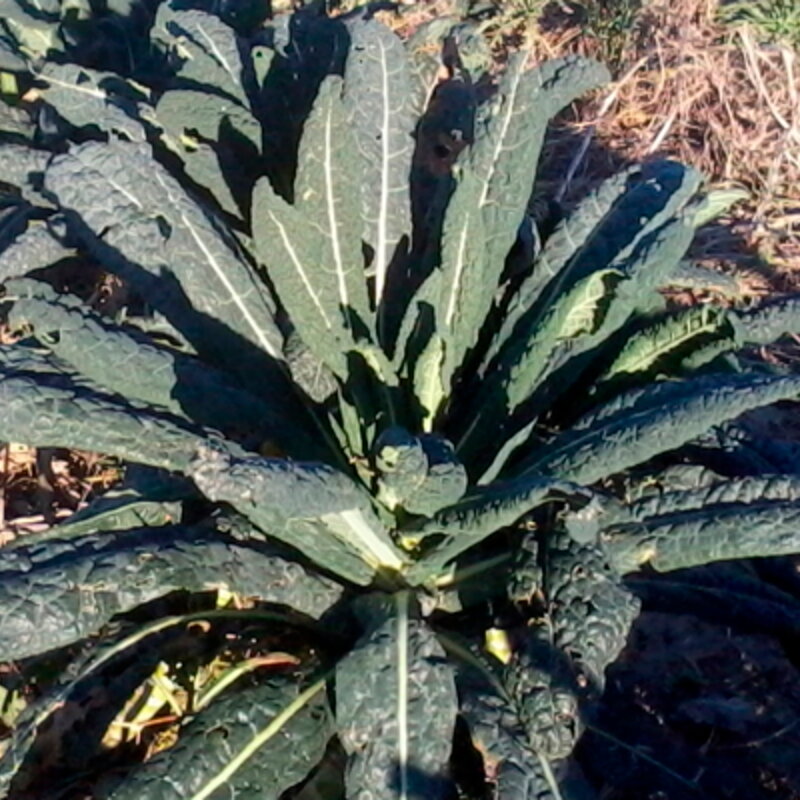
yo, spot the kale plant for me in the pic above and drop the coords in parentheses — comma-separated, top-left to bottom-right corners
(1, 2, 800, 798)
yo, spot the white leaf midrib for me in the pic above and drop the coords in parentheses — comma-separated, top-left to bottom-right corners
(180, 201, 281, 359)
(441, 59, 525, 339)
(323, 98, 350, 315)
(319, 508, 405, 571)
(478, 59, 526, 210)
(267, 207, 333, 333)
(396, 592, 410, 800)
(444, 220, 471, 328)
(197, 26, 235, 81)
(41, 72, 106, 100)
(375, 34, 392, 305)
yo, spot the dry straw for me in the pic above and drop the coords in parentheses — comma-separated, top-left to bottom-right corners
(536, 0, 799, 292)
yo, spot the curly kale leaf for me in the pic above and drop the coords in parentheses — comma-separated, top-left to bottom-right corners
(336, 593, 458, 800)
(0, 525, 343, 661)
(189, 442, 407, 585)
(102, 677, 332, 800)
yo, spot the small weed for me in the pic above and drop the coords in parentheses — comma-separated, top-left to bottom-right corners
(719, 0, 800, 50)
(504, 0, 551, 15)
(564, 0, 642, 68)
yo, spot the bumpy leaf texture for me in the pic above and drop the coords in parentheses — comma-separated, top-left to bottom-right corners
(43, 141, 284, 364)
(0, 369, 204, 472)
(0, 219, 73, 283)
(407, 476, 590, 584)
(101, 677, 333, 800)
(543, 532, 639, 690)
(523, 373, 800, 484)
(5, 279, 296, 449)
(603, 497, 800, 573)
(336, 593, 458, 800)
(11, 486, 183, 546)
(152, 5, 251, 106)
(624, 474, 800, 521)
(448, 638, 565, 800)
(37, 63, 149, 142)
(344, 17, 415, 308)
(188, 442, 406, 585)
(294, 75, 374, 333)
(0, 525, 343, 661)
(437, 55, 610, 388)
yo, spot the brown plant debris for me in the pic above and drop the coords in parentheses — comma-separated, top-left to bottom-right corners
(0, 444, 121, 545)
(532, 0, 799, 293)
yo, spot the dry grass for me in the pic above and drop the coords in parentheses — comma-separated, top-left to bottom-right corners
(531, 0, 800, 294)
